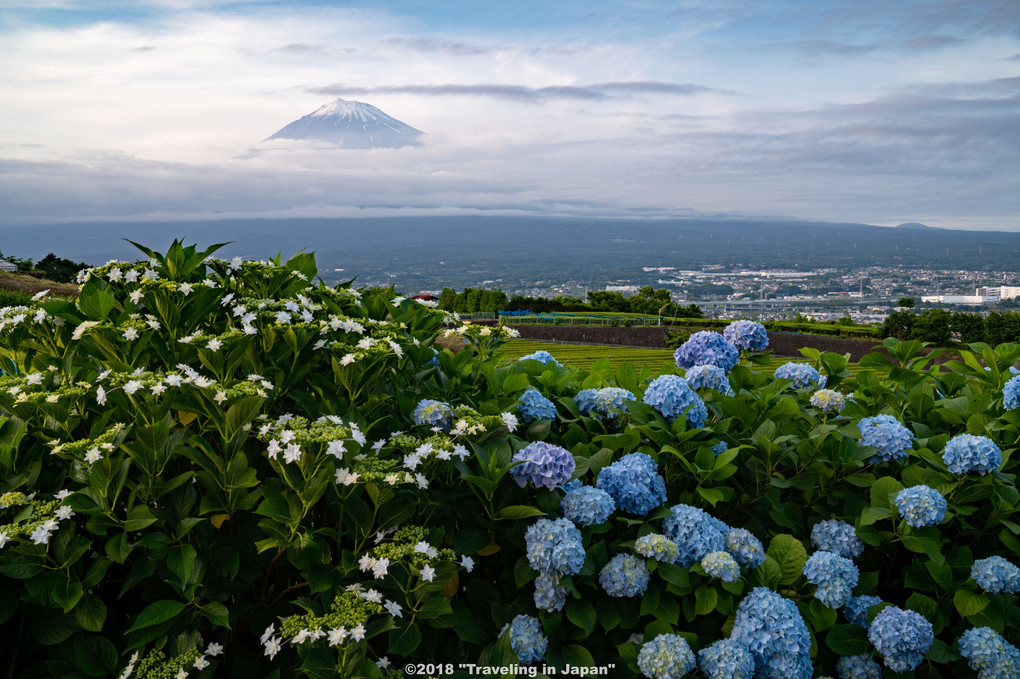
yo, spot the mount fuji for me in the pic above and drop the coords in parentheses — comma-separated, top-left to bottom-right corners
(266, 99, 424, 149)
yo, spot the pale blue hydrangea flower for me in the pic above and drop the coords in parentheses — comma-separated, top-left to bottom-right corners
(517, 388, 557, 423)
(533, 573, 567, 613)
(503, 615, 547, 665)
(634, 534, 680, 563)
(674, 331, 739, 372)
(662, 504, 728, 568)
(412, 399, 454, 429)
(711, 441, 728, 457)
(702, 550, 741, 582)
(596, 453, 668, 516)
(774, 362, 827, 389)
(599, 553, 651, 597)
(971, 556, 1020, 594)
(518, 350, 560, 366)
(1003, 375, 1020, 411)
(730, 587, 813, 679)
(804, 551, 859, 608)
(637, 633, 696, 679)
(857, 414, 915, 463)
(524, 518, 585, 576)
(510, 441, 575, 490)
(894, 485, 947, 527)
(943, 434, 1002, 475)
(844, 595, 883, 629)
(810, 389, 846, 413)
(726, 528, 766, 568)
(575, 387, 636, 420)
(810, 520, 864, 559)
(684, 364, 734, 396)
(835, 654, 882, 679)
(958, 627, 1020, 679)
(724, 320, 769, 352)
(867, 606, 933, 673)
(560, 485, 615, 526)
(642, 375, 707, 428)
(698, 638, 754, 679)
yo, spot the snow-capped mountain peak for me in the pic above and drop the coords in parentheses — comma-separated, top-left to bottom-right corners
(265, 98, 423, 148)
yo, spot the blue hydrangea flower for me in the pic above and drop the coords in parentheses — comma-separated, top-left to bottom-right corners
(810, 389, 846, 413)
(868, 606, 933, 673)
(1004, 375, 1020, 411)
(503, 615, 547, 665)
(844, 595, 883, 629)
(724, 320, 769, 352)
(726, 528, 766, 568)
(412, 399, 454, 429)
(894, 485, 947, 527)
(943, 434, 1002, 475)
(596, 453, 668, 516)
(702, 550, 741, 582)
(634, 534, 680, 563)
(599, 553, 650, 597)
(730, 587, 813, 679)
(575, 387, 636, 420)
(810, 520, 864, 559)
(674, 331, 740, 372)
(857, 414, 915, 463)
(517, 388, 557, 423)
(637, 633, 697, 679)
(698, 639, 755, 679)
(958, 627, 1020, 679)
(835, 654, 882, 679)
(510, 441, 576, 490)
(560, 485, 615, 526)
(533, 572, 567, 612)
(518, 350, 560, 366)
(662, 504, 728, 568)
(642, 375, 707, 428)
(804, 551, 859, 608)
(684, 364, 735, 396)
(774, 362, 827, 389)
(524, 518, 585, 576)
(971, 556, 1020, 594)
(711, 441, 728, 457)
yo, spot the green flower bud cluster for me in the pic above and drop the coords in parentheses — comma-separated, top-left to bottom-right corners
(0, 492, 29, 509)
(133, 647, 201, 679)
(279, 591, 384, 640)
(50, 423, 126, 457)
(256, 415, 354, 448)
(387, 432, 457, 456)
(372, 526, 455, 569)
(0, 498, 60, 542)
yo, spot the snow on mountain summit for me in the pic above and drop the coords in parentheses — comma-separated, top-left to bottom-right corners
(266, 98, 423, 149)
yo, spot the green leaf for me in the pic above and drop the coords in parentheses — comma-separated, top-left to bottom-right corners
(124, 505, 158, 531)
(167, 544, 198, 589)
(953, 590, 990, 618)
(52, 580, 84, 613)
(388, 622, 422, 655)
(750, 556, 783, 589)
(200, 601, 230, 629)
(766, 534, 808, 585)
(566, 599, 597, 636)
(416, 598, 453, 620)
(826, 624, 871, 655)
(694, 586, 717, 615)
(31, 614, 77, 645)
(870, 477, 905, 511)
(75, 595, 108, 632)
(75, 635, 118, 677)
(561, 644, 596, 668)
(498, 505, 546, 520)
(860, 506, 893, 526)
(126, 600, 185, 634)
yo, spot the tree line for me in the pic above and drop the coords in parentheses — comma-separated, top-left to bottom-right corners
(437, 285, 704, 318)
(881, 309, 1020, 346)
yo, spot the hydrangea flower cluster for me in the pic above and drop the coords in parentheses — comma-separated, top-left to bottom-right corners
(560, 485, 615, 526)
(867, 606, 934, 673)
(844, 595, 883, 629)
(857, 414, 915, 463)
(642, 375, 707, 428)
(774, 362, 826, 389)
(683, 364, 735, 396)
(971, 556, 1020, 594)
(711, 441, 728, 457)
(637, 634, 697, 679)
(958, 627, 1020, 679)
(595, 453, 668, 516)
(518, 350, 560, 366)
(698, 639, 754, 679)
(575, 387, 636, 420)
(725, 528, 766, 568)
(634, 534, 680, 563)
(673, 331, 740, 372)
(942, 434, 1002, 475)
(662, 504, 728, 568)
(532, 573, 568, 613)
(517, 388, 557, 423)
(803, 551, 859, 608)
(730, 587, 813, 679)
(702, 551, 741, 582)
(412, 399, 454, 429)
(894, 485, 947, 527)
(810, 389, 846, 413)
(503, 615, 547, 665)
(599, 553, 651, 597)
(524, 518, 585, 576)
(1005, 375, 1020, 411)
(723, 320, 769, 352)
(810, 520, 863, 559)
(510, 441, 575, 490)
(835, 654, 883, 679)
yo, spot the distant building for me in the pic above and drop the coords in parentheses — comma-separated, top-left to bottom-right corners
(0, 259, 16, 273)
(923, 294, 986, 305)
(974, 286, 1020, 301)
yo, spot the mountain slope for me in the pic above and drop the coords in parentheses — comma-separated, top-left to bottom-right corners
(266, 99, 423, 148)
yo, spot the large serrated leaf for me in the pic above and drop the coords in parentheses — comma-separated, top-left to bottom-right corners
(766, 534, 807, 585)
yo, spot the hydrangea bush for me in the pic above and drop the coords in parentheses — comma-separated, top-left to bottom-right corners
(0, 242, 1018, 678)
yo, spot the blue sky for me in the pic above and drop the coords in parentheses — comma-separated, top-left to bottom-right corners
(1, 0, 1018, 228)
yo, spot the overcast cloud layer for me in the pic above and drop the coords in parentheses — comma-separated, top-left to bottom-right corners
(1, 0, 1018, 229)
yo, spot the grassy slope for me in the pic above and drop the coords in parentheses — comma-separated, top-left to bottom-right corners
(0, 271, 79, 298)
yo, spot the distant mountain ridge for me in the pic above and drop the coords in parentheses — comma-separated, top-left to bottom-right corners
(266, 99, 423, 148)
(895, 222, 934, 230)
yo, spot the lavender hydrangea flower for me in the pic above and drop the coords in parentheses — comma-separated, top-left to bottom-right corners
(844, 595, 883, 629)
(774, 362, 826, 389)
(662, 504, 728, 568)
(560, 485, 615, 526)
(517, 388, 557, 423)
(971, 556, 1020, 594)
(674, 331, 739, 372)
(684, 364, 735, 396)
(634, 534, 680, 563)
(857, 414, 915, 463)
(804, 551, 859, 608)
(726, 528, 766, 568)
(868, 606, 933, 673)
(698, 639, 755, 679)
(730, 587, 813, 679)
(958, 627, 1020, 679)
(533, 573, 567, 612)
(943, 434, 1002, 475)
(412, 399, 454, 429)
(702, 551, 741, 582)
(1005, 375, 1020, 411)
(810, 520, 864, 559)
(510, 441, 575, 490)
(835, 655, 883, 679)
(502, 615, 547, 665)
(575, 387, 636, 420)
(642, 375, 707, 428)
(724, 320, 769, 352)
(637, 634, 697, 679)
(894, 485, 947, 527)
(524, 518, 585, 576)
(596, 453, 668, 516)
(810, 389, 846, 413)
(518, 350, 560, 366)
(599, 553, 651, 597)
